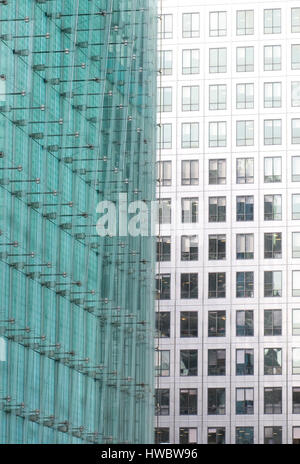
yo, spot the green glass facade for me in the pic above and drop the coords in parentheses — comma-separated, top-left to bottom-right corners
(0, 0, 156, 444)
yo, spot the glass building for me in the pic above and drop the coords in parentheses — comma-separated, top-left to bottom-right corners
(0, 0, 156, 444)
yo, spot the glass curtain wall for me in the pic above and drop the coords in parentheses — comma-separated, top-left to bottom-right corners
(0, 0, 157, 444)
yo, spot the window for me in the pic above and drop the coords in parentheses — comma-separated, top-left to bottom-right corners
(264, 45, 281, 71)
(180, 350, 198, 376)
(182, 49, 200, 74)
(155, 312, 170, 338)
(292, 119, 300, 144)
(236, 388, 254, 415)
(264, 232, 282, 259)
(236, 349, 254, 375)
(264, 82, 281, 108)
(293, 233, 300, 258)
(293, 348, 300, 374)
(264, 387, 282, 414)
(264, 9, 281, 34)
(181, 235, 198, 261)
(292, 82, 300, 107)
(264, 120, 282, 145)
(264, 310, 282, 336)
(264, 271, 282, 297)
(293, 309, 300, 335)
(236, 120, 254, 146)
(236, 158, 254, 184)
(209, 11, 227, 37)
(236, 47, 254, 72)
(179, 428, 197, 444)
(209, 234, 226, 260)
(264, 195, 282, 220)
(293, 195, 300, 219)
(236, 10, 254, 35)
(236, 310, 254, 336)
(292, 8, 300, 33)
(293, 271, 300, 296)
(236, 234, 254, 259)
(181, 160, 199, 185)
(264, 233, 282, 259)
(181, 123, 199, 148)
(292, 45, 300, 70)
(158, 199, 171, 224)
(264, 427, 282, 444)
(155, 428, 169, 444)
(180, 312, 198, 337)
(157, 123, 172, 149)
(293, 157, 300, 181)
(181, 273, 198, 299)
(209, 159, 226, 184)
(155, 350, 170, 377)
(208, 388, 225, 415)
(236, 83, 254, 109)
(180, 389, 197, 415)
(236, 272, 254, 298)
(209, 196, 226, 222)
(159, 14, 173, 39)
(158, 87, 172, 112)
(208, 349, 226, 376)
(181, 160, 198, 185)
(181, 198, 198, 223)
(155, 389, 169, 415)
(264, 348, 282, 375)
(209, 122, 227, 147)
(236, 427, 254, 444)
(209, 48, 227, 73)
(293, 427, 300, 444)
(159, 50, 172, 75)
(264, 157, 281, 182)
(208, 311, 226, 337)
(207, 428, 225, 444)
(236, 195, 254, 221)
(209, 272, 226, 298)
(156, 236, 171, 262)
(182, 13, 200, 38)
(209, 84, 227, 110)
(182, 86, 199, 111)
(157, 160, 172, 186)
(156, 274, 171, 300)
(293, 388, 300, 413)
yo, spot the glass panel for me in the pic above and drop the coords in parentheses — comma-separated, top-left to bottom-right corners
(293, 309, 300, 335)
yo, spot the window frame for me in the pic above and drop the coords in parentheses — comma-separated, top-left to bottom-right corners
(236, 10, 254, 35)
(209, 47, 227, 73)
(264, 309, 282, 336)
(208, 272, 226, 298)
(182, 12, 200, 38)
(208, 311, 226, 337)
(236, 46, 254, 72)
(182, 49, 200, 75)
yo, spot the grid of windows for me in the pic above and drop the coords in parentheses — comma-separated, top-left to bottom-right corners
(156, 2, 300, 445)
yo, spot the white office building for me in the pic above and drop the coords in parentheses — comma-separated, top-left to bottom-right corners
(155, 0, 300, 444)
